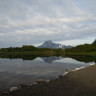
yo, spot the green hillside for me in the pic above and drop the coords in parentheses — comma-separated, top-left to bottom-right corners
(65, 44, 96, 52)
(65, 39, 96, 52)
(92, 39, 96, 45)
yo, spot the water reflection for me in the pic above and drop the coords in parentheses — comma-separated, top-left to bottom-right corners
(0, 55, 95, 92)
(66, 55, 96, 63)
(0, 54, 96, 63)
(40, 56, 62, 63)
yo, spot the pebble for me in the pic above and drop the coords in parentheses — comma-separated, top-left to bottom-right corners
(90, 64, 95, 66)
(36, 80, 46, 84)
(10, 87, 18, 92)
(62, 72, 68, 76)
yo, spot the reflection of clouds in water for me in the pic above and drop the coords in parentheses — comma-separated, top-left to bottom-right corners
(54, 57, 93, 65)
(0, 57, 92, 77)
(0, 57, 92, 76)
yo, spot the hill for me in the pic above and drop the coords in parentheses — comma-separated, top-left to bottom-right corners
(65, 39, 96, 52)
(65, 44, 96, 52)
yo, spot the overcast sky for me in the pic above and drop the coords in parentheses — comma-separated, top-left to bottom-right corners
(0, 0, 96, 48)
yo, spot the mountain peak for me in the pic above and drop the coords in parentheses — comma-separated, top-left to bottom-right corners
(38, 40, 73, 49)
(44, 40, 52, 44)
(92, 39, 96, 45)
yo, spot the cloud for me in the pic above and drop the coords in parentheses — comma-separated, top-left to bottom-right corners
(0, 0, 96, 47)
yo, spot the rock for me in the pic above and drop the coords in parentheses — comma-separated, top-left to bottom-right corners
(20, 84, 28, 88)
(0, 93, 2, 95)
(63, 72, 68, 76)
(90, 64, 95, 66)
(2, 92, 9, 95)
(69, 70, 73, 73)
(0, 92, 9, 95)
(36, 80, 46, 84)
(75, 68, 81, 71)
(80, 66, 85, 69)
(46, 80, 50, 82)
(10, 87, 18, 92)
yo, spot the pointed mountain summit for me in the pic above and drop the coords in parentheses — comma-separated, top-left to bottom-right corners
(37, 40, 73, 49)
(43, 40, 53, 46)
(92, 39, 96, 45)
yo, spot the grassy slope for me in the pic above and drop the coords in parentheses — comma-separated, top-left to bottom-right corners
(65, 44, 96, 56)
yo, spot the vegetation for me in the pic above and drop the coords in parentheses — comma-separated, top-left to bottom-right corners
(0, 45, 65, 56)
(65, 44, 96, 52)
(65, 40, 96, 56)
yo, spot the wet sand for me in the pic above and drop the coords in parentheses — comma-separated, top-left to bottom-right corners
(9, 65, 96, 96)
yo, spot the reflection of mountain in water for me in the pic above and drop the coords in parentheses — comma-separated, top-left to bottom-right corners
(65, 55, 96, 63)
(0, 53, 96, 63)
(40, 56, 62, 63)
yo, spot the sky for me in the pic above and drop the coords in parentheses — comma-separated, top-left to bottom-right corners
(0, 0, 96, 48)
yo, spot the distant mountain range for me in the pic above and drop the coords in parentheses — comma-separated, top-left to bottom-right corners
(37, 40, 73, 49)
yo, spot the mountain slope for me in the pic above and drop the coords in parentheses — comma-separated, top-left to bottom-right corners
(92, 39, 96, 45)
(37, 40, 72, 49)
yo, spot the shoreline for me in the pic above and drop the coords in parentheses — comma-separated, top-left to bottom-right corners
(5, 64, 96, 96)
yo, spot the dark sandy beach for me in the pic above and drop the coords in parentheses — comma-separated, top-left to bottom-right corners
(8, 64, 96, 96)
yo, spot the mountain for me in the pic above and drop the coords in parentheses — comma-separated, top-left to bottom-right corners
(92, 39, 96, 45)
(37, 40, 73, 49)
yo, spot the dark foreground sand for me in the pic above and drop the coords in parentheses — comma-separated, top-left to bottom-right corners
(9, 65, 96, 96)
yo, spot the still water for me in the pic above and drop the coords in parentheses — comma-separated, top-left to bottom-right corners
(0, 56, 95, 92)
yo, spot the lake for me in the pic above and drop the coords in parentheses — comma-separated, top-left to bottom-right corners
(0, 56, 95, 92)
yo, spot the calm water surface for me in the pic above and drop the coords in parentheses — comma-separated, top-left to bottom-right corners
(0, 56, 95, 92)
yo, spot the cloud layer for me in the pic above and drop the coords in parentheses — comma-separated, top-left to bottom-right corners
(0, 0, 96, 47)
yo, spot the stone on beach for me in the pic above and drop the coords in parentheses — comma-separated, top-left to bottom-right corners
(68, 70, 73, 72)
(90, 64, 95, 66)
(10, 87, 18, 92)
(80, 66, 85, 69)
(0, 92, 9, 95)
(36, 80, 46, 84)
(62, 72, 68, 76)
(75, 68, 81, 71)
